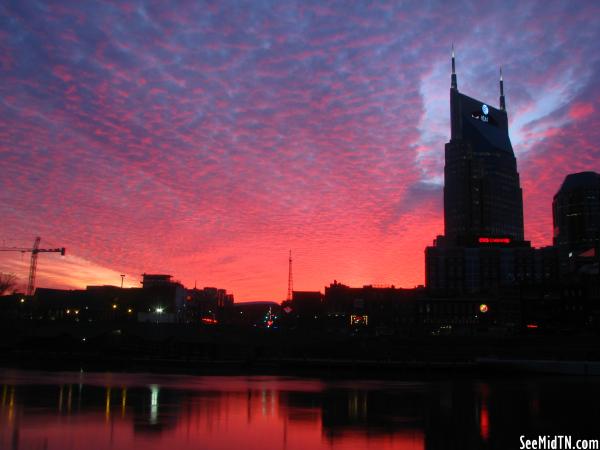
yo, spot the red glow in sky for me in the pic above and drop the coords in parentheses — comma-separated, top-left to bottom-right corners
(1, 2, 599, 300)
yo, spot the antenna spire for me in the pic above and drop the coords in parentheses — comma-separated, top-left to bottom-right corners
(451, 44, 457, 90)
(286, 250, 293, 302)
(499, 66, 506, 111)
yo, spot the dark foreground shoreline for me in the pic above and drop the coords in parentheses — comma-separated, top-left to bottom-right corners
(3, 354, 600, 379)
(2, 319, 600, 378)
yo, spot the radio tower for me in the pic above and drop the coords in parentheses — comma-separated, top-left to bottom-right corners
(287, 250, 293, 301)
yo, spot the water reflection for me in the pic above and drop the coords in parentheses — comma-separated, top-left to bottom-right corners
(0, 370, 599, 450)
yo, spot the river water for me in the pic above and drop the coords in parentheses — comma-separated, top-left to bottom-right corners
(0, 369, 598, 449)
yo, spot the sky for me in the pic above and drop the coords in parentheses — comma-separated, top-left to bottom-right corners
(1, 0, 599, 301)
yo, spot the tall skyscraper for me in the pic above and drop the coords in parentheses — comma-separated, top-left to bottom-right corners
(553, 171, 600, 255)
(444, 49, 525, 245)
(424, 50, 548, 294)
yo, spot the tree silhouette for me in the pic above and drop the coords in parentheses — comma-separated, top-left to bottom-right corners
(0, 273, 18, 295)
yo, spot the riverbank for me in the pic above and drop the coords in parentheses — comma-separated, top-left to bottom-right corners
(1, 319, 599, 377)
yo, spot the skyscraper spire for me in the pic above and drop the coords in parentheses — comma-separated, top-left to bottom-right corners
(451, 44, 457, 90)
(499, 67, 506, 111)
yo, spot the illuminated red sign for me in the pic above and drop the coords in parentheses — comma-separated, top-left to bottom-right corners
(478, 237, 511, 244)
(201, 317, 218, 324)
(350, 315, 368, 326)
(526, 324, 538, 329)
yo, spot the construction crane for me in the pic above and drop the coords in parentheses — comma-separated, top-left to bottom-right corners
(0, 236, 65, 296)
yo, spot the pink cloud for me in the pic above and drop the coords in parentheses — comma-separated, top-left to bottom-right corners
(0, 1, 599, 300)
(568, 102, 594, 120)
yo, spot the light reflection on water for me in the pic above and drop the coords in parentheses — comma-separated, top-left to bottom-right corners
(0, 369, 599, 450)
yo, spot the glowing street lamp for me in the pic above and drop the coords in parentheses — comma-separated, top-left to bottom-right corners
(155, 307, 164, 314)
(479, 304, 489, 313)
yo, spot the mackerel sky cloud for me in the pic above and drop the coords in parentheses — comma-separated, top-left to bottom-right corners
(1, 0, 599, 300)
